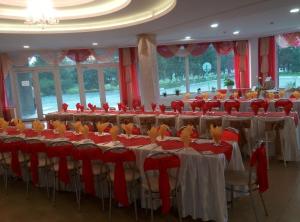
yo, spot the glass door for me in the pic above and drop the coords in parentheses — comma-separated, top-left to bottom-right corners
(16, 72, 38, 119)
(38, 71, 58, 115)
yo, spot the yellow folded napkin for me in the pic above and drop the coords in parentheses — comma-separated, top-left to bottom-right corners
(180, 125, 193, 147)
(0, 118, 9, 132)
(52, 120, 61, 130)
(158, 124, 169, 140)
(202, 92, 209, 100)
(80, 125, 89, 138)
(16, 120, 25, 133)
(183, 93, 190, 101)
(268, 92, 275, 100)
(233, 92, 239, 99)
(32, 120, 44, 134)
(148, 126, 159, 143)
(292, 91, 300, 99)
(121, 123, 134, 137)
(109, 125, 119, 141)
(57, 123, 66, 137)
(279, 90, 285, 98)
(72, 121, 83, 134)
(96, 122, 110, 135)
(210, 124, 222, 145)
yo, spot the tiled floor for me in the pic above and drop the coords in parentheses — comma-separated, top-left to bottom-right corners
(0, 160, 299, 222)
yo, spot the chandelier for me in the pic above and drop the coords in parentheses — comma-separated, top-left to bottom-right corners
(24, 0, 59, 26)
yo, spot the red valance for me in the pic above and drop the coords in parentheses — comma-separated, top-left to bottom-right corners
(276, 32, 300, 48)
(212, 41, 234, 55)
(157, 43, 210, 58)
(61, 49, 93, 63)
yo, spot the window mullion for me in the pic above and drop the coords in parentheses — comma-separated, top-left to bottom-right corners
(32, 71, 43, 119)
(217, 54, 221, 89)
(53, 66, 62, 110)
(185, 56, 190, 93)
(77, 64, 86, 107)
(98, 66, 106, 105)
(10, 70, 21, 118)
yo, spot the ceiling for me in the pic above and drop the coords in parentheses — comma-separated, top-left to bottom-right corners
(0, 0, 299, 52)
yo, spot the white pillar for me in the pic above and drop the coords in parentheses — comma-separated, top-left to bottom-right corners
(137, 34, 159, 110)
(249, 38, 259, 87)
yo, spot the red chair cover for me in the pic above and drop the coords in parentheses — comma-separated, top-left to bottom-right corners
(76, 103, 84, 112)
(195, 95, 203, 100)
(151, 103, 157, 112)
(190, 101, 197, 112)
(203, 100, 221, 113)
(159, 104, 166, 113)
(274, 99, 293, 115)
(176, 127, 199, 138)
(132, 100, 141, 110)
(73, 148, 103, 195)
(250, 99, 269, 115)
(46, 144, 74, 184)
(196, 100, 205, 110)
(62, 103, 68, 112)
(87, 103, 96, 112)
(250, 144, 269, 193)
(102, 103, 109, 112)
(22, 142, 47, 185)
(224, 100, 240, 114)
(103, 149, 136, 206)
(144, 155, 180, 214)
(171, 100, 184, 113)
(0, 140, 25, 177)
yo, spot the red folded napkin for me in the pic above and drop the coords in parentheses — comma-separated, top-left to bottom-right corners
(62, 103, 68, 112)
(151, 103, 157, 112)
(159, 104, 166, 113)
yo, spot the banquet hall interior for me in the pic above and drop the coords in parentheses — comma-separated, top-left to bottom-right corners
(1, 0, 300, 222)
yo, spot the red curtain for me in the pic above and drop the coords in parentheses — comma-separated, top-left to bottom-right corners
(213, 41, 234, 55)
(118, 48, 141, 106)
(258, 36, 275, 84)
(234, 41, 250, 88)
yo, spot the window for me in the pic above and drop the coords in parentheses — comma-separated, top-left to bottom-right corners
(157, 44, 235, 96)
(10, 49, 120, 120)
(104, 67, 120, 108)
(157, 55, 186, 95)
(277, 46, 300, 88)
(220, 51, 235, 88)
(189, 45, 217, 92)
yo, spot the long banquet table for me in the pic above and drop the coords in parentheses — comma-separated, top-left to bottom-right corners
(0, 127, 244, 222)
(45, 109, 300, 161)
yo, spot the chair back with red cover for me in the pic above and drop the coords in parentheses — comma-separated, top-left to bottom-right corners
(190, 100, 205, 111)
(47, 141, 75, 184)
(0, 137, 25, 177)
(224, 99, 240, 114)
(221, 127, 239, 142)
(250, 143, 269, 193)
(203, 100, 221, 113)
(73, 143, 104, 195)
(23, 139, 47, 185)
(171, 100, 184, 113)
(274, 99, 293, 115)
(144, 152, 181, 214)
(195, 95, 203, 100)
(103, 147, 136, 207)
(250, 99, 269, 115)
(176, 126, 199, 138)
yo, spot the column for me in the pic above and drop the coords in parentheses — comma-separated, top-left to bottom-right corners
(137, 34, 159, 110)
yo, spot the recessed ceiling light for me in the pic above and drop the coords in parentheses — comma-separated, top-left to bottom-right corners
(233, 30, 240, 35)
(23, 45, 30, 49)
(290, 8, 299, 13)
(92, 42, 98, 46)
(184, 36, 191, 40)
(210, 23, 219, 28)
